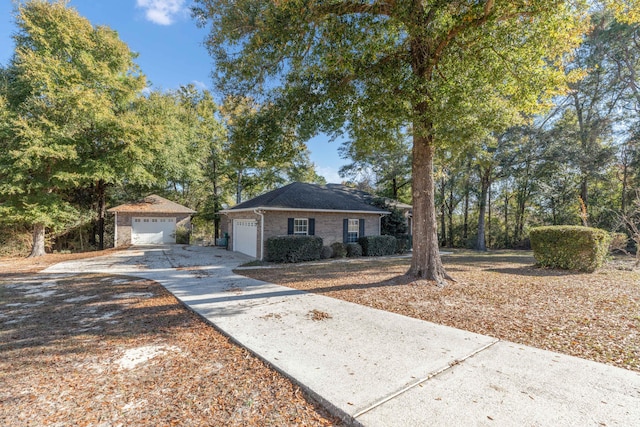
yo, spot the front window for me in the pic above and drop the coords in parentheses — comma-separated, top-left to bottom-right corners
(294, 218, 308, 235)
(347, 219, 359, 243)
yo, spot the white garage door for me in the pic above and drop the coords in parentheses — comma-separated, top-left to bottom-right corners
(132, 217, 176, 245)
(233, 219, 257, 258)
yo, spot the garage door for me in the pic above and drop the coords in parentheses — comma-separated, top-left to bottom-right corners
(131, 217, 176, 245)
(233, 219, 257, 258)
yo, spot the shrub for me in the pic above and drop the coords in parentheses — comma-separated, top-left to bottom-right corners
(346, 243, 362, 257)
(330, 242, 346, 258)
(529, 226, 611, 272)
(395, 234, 412, 254)
(266, 235, 323, 263)
(174, 225, 191, 244)
(358, 235, 397, 257)
(321, 245, 333, 259)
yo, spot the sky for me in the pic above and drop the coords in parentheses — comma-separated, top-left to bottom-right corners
(0, 0, 344, 183)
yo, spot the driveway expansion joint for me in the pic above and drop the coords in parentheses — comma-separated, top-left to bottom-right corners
(353, 338, 501, 420)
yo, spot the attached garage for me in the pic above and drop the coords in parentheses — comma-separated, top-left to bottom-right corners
(233, 219, 257, 258)
(108, 195, 196, 247)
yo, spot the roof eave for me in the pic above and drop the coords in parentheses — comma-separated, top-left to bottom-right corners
(220, 207, 389, 215)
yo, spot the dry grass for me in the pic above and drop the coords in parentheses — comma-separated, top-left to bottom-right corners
(0, 253, 340, 426)
(238, 250, 640, 372)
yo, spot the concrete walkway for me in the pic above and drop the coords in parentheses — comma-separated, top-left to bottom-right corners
(44, 246, 640, 426)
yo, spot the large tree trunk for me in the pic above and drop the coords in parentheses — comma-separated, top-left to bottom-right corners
(408, 131, 451, 285)
(28, 223, 46, 258)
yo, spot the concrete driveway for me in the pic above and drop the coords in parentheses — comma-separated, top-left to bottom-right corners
(44, 245, 640, 426)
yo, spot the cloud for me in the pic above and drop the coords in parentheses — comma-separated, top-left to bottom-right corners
(136, 0, 186, 25)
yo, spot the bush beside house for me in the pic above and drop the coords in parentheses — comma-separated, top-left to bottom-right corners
(346, 243, 362, 257)
(359, 235, 397, 257)
(266, 235, 323, 263)
(330, 242, 347, 258)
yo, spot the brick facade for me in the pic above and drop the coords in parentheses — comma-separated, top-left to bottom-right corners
(222, 210, 383, 260)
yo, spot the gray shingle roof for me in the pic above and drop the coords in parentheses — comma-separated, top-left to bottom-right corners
(226, 182, 389, 213)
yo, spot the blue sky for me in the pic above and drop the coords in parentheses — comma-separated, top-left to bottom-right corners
(0, 0, 344, 183)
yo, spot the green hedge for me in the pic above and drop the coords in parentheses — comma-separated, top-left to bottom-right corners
(266, 235, 323, 263)
(330, 242, 346, 258)
(346, 243, 362, 257)
(530, 226, 611, 272)
(358, 235, 397, 257)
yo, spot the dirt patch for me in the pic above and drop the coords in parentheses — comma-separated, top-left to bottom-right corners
(0, 273, 340, 426)
(238, 250, 640, 372)
(308, 309, 332, 321)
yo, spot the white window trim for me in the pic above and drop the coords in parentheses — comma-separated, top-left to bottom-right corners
(347, 219, 359, 243)
(293, 218, 309, 235)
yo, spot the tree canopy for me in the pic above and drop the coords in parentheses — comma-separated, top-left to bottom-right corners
(0, 0, 146, 256)
(193, 0, 592, 284)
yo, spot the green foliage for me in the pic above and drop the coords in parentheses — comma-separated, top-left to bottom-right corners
(339, 136, 411, 202)
(358, 235, 397, 257)
(530, 226, 612, 272)
(193, 0, 589, 281)
(266, 235, 322, 263)
(370, 198, 408, 237)
(395, 234, 412, 255)
(320, 245, 333, 259)
(0, 0, 148, 253)
(345, 243, 362, 258)
(174, 225, 191, 245)
(330, 242, 346, 258)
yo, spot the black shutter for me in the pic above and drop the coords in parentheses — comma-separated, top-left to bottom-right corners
(359, 218, 365, 238)
(343, 219, 348, 243)
(308, 218, 315, 236)
(287, 218, 294, 235)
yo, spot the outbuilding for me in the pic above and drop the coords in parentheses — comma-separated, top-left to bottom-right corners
(108, 195, 196, 247)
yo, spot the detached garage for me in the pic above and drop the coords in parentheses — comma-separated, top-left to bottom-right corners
(108, 195, 196, 247)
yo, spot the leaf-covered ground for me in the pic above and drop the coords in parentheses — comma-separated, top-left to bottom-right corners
(239, 251, 640, 372)
(0, 253, 340, 426)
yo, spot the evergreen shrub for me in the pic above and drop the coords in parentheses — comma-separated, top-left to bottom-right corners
(358, 235, 397, 256)
(331, 242, 347, 258)
(321, 245, 333, 259)
(395, 234, 412, 254)
(266, 235, 322, 263)
(530, 226, 611, 272)
(346, 243, 362, 257)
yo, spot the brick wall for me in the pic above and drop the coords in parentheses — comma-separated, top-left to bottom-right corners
(222, 210, 383, 259)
